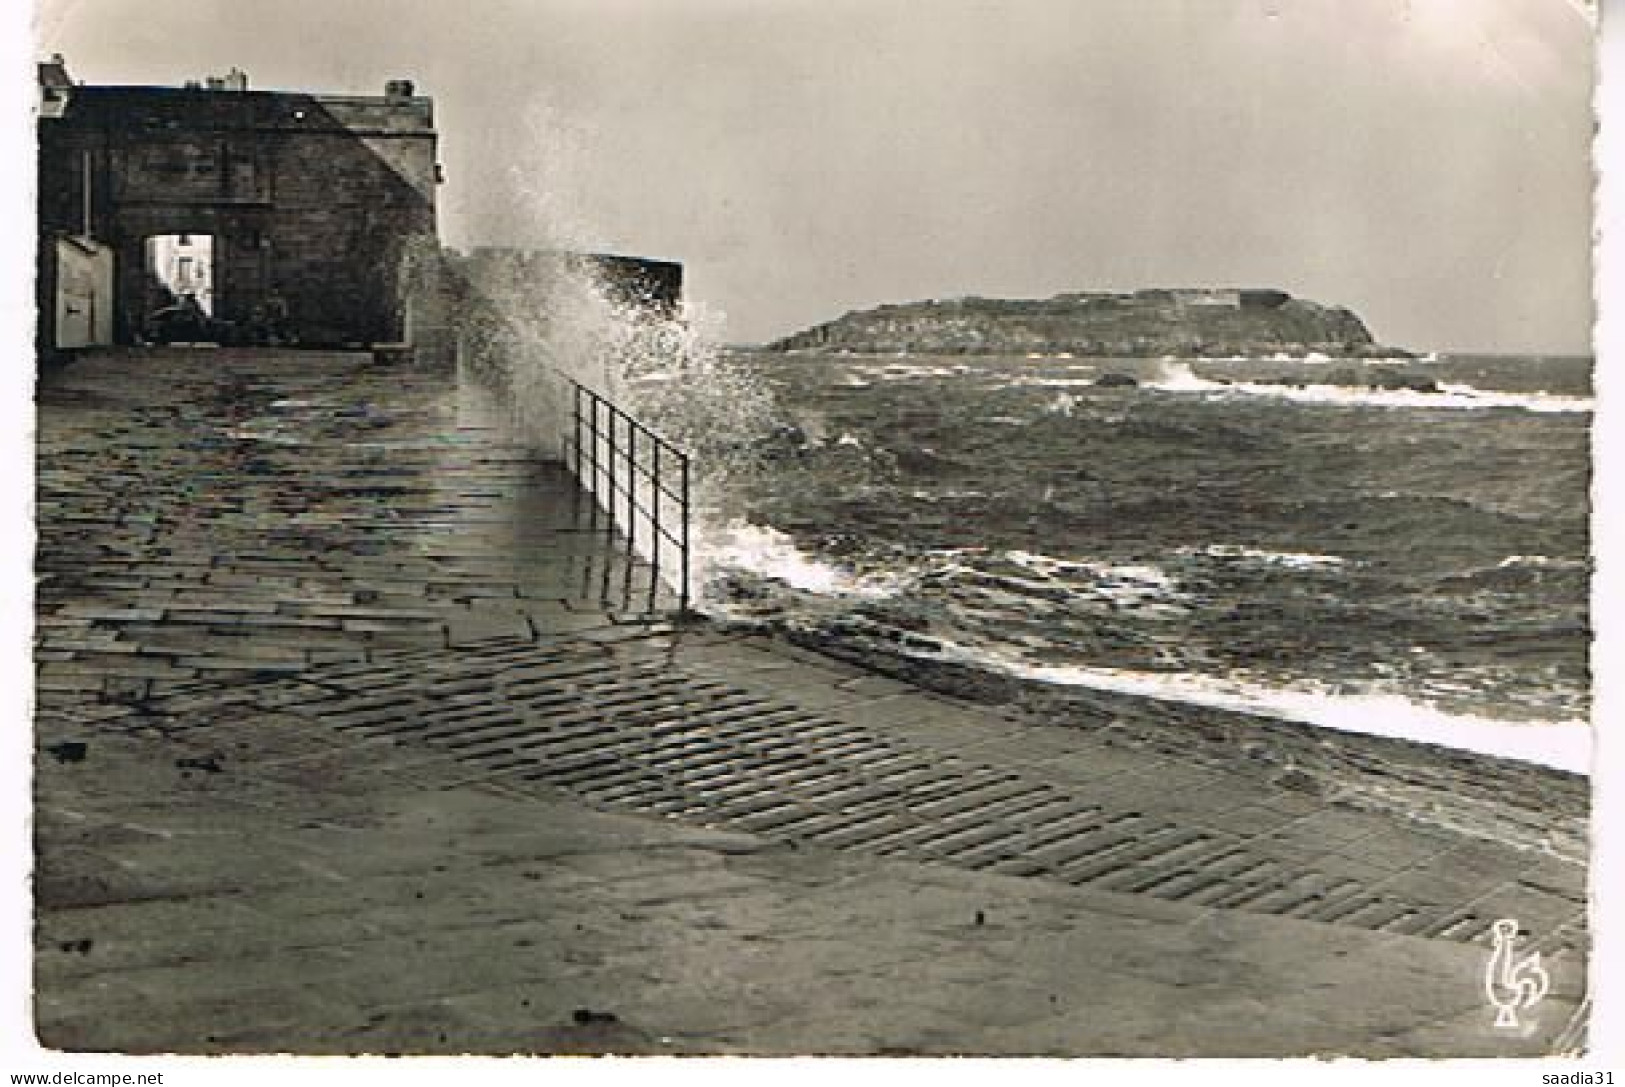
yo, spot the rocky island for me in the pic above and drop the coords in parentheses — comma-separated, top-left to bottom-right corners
(767, 288, 1408, 359)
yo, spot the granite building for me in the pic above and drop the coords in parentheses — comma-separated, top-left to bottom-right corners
(37, 58, 442, 351)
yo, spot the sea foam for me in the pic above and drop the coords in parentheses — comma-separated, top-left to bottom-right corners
(1143, 362, 1593, 413)
(1184, 544, 1348, 570)
(694, 520, 903, 602)
(914, 638, 1591, 774)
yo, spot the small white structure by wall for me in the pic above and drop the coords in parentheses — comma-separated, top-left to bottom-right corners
(53, 235, 115, 349)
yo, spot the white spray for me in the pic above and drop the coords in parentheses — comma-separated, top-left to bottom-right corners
(460, 106, 780, 605)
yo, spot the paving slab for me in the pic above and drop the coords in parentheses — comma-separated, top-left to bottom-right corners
(32, 715, 1582, 1057)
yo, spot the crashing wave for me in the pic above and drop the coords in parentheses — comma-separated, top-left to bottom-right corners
(908, 637, 1591, 775)
(693, 520, 904, 605)
(1143, 362, 1592, 413)
(1185, 544, 1348, 569)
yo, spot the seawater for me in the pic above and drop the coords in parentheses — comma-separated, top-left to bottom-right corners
(697, 352, 1593, 774)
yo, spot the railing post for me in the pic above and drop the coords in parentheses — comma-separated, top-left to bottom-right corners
(649, 441, 663, 613)
(584, 391, 595, 523)
(578, 381, 591, 519)
(679, 454, 691, 615)
(595, 396, 608, 527)
(625, 422, 637, 557)
(623, 421, 638, 605)
(578, 381, 591, 484)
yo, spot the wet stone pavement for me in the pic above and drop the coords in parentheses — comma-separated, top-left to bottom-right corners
(32, 348, 1590, 1057)
(36, 347, 668, 710)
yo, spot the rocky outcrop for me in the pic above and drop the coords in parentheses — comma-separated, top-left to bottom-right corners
(1255, 368, 1440, 394)
(1093, 372, 1140, 388)
(767, 289, 1405, 358)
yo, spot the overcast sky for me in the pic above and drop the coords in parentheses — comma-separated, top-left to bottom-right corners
(32, 0, 1598, 351)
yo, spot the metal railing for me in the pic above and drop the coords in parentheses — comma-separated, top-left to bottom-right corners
(567, 380, 691, 615)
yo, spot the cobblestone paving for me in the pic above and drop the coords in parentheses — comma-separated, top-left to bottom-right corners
(137, 630, 1584, 963)
(37, 348, 668, 716)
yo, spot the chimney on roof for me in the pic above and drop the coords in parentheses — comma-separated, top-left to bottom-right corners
(38, 54, 72, 87)
(385, 79, 415, 101)
(202, 68, 248, 91)
(38, 53, 73, 117)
